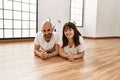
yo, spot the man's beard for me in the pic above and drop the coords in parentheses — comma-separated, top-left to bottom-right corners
(44, 33, 52, 41)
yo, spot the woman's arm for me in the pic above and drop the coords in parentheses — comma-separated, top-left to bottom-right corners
(58, 45, 69, 59)
(74, 51, 85, 59)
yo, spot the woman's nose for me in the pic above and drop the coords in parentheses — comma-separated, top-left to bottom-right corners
(66, 30, 70, 34)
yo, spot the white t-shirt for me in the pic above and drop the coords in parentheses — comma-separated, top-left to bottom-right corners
(58, 36, 86, 54)
(34, 32, 59, 53)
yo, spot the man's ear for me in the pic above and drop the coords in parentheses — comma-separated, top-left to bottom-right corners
(51, 27, 54, 32)
(41, 30, 44, 33)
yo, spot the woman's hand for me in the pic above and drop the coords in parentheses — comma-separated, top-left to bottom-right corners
(67, 54, 75, 61)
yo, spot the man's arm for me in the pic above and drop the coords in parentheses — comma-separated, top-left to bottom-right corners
(47, 44, 59, 58)
(34, 44, 48, 59)
(34, 44, 41, 57)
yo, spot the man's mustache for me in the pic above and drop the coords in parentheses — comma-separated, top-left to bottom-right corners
(44, 34, 52, 37)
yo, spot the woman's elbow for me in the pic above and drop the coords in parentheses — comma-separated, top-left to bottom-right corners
(81, 51, 85, 58)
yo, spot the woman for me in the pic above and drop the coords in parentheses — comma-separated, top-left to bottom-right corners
(58, 22, 86, 61)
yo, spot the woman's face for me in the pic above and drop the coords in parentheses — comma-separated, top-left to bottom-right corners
(64, 27, 74, 39)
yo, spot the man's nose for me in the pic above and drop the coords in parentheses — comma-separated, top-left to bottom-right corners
(45, 31, 49, 35)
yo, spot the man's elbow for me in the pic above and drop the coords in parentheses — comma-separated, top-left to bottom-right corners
(34, 49, 37, 56)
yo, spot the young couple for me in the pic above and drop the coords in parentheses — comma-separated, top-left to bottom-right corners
(34, 20, 85, 61)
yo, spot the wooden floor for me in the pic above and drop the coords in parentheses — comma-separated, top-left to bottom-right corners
(0, 38, 120, 80)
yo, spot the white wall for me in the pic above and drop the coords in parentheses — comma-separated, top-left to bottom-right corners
(82, 0, 120, 37)
(79, 0, 120, 37)
(96, 0, 117, 37)
(115, 0, 120, 36)
(38, 0, 98, 37)
(38, 0, 120, 37)
(38, 0, 70, 36)
(81, 0, 98, 37)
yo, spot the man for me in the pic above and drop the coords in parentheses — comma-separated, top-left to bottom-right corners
(34, 20, 59, 59)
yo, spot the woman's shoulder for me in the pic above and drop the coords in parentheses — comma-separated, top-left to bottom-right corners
(57, 35, 63, 46)
(79, 36, 85, 44)
(79, 36, 84, 40)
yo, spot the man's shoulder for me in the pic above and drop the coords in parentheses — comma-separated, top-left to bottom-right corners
(53, 32, 59, 37)
(36, 32, 43, 36)
(52, 32, 60, 41)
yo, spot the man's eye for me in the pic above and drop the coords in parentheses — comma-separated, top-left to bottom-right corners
(43, 30, 46, 32)
(47, 29, 50, 31)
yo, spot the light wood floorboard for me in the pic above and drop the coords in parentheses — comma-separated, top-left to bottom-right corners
(0, 38, 120, 80)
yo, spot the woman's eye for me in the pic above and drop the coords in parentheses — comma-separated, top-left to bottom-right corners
(69, 29, 72, 31)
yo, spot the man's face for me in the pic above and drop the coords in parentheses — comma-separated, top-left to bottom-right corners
(42, 22, 53, 41)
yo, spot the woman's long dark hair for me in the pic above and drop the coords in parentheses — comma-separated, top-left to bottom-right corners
(62, 22, 81, 48)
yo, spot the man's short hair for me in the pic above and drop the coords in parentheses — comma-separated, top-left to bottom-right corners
(40, 19, 53, 30)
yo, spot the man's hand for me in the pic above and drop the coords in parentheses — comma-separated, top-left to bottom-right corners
(40, 50, 48, 60)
